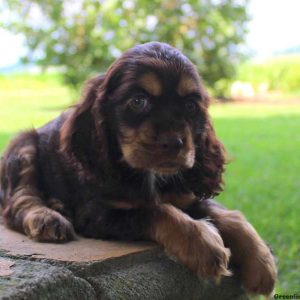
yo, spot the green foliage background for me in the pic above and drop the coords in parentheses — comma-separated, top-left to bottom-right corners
(237, 54, 300, 95)
(1, 0, 249, 96)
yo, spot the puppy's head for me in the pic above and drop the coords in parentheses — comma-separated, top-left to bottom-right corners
(100, 42, 211, 175)
(61, 42, 225, 195)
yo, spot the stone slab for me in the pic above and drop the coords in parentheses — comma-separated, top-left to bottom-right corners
(0, 220, 155, 263)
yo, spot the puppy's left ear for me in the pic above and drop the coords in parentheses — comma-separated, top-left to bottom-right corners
(60, 74, 109, 167)
(184, 95, 226, 199)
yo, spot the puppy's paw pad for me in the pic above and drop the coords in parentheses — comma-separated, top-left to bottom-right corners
(24, 208, 75, 242)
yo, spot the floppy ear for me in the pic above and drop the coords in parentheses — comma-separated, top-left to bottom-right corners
(60, 74, 108, 169)
(184, 99, 227, 199)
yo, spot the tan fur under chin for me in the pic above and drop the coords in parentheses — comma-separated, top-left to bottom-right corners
(207, 205, 277, 296)
(150, 204, 231, 279)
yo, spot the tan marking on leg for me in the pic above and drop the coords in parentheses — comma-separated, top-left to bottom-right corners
(208, 206, 277, 296)
(17, 145, 37, 186)
(150, 204, 231, 279)
(139, 72, 162, 96)
(176, 74, 199, 96)
(162, 192, 196, 209)
(4, 186, 75, 242)
(3, 187, 42, 230)
(17, 145, 36, 162)
(10, 188, 42, 216)
(23, 206, 75, 242)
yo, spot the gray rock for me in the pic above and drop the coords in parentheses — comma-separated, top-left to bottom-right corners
(84, 254, 248, 300)
(0, 259, 96, 300)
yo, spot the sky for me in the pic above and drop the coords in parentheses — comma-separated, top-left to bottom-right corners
(0, 0, 300, 68)
(247, 0, 300, 59)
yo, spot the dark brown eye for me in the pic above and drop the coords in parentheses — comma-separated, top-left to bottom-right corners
(185, 100, 197, 113)
(129, 96, 149, 112)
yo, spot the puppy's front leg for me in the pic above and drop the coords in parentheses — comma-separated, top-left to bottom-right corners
(79, 204, 230, 279)
(150, 203, 231, 279)
(185, 199, 277, 296)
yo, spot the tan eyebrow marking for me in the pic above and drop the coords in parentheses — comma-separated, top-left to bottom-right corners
(138, 72, 162, 96)
(176, 75, 199, 96)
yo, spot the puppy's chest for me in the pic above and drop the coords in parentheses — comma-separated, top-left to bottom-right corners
(101, 174, 193, 209)
(156, 176, 195, 208)
(82, 173, 193, 209)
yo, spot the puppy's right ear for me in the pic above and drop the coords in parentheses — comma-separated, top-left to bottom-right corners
(60, 74, 106, 163)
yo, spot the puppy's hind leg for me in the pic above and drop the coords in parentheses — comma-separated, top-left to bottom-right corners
(0, 130, 75, 242)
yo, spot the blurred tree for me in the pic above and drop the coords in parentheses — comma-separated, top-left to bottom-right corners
(1, 0, 249, 96)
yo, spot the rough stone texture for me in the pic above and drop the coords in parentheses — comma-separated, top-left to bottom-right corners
(85, 254, 248, 300)
(0, 258, 96, 300)
(0, 219, 249, 300)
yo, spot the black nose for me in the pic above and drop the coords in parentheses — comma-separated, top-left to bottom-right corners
(158, 135, 184, 152)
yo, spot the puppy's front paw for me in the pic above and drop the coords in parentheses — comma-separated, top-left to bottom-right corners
(23, 207, 76, 242)
(193, 220, 231, 279)
(165, 220, 231, 279)
(151, 204, 231, 279)
(241, 243, 277, 296)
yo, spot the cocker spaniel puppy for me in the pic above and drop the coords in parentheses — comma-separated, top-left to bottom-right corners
(0, 42, 276, 296)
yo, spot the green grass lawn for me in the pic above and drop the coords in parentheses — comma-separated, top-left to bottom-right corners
(0, 74, 299, 293)
(211, 103, 300, 293)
